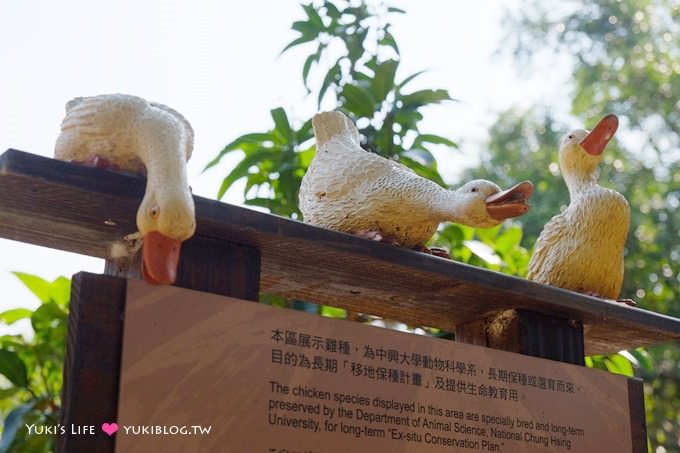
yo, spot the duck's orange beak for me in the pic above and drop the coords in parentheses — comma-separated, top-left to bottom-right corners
(141, 231, 182, 285)
(581, 114, 618, 156)
(486, 181, 534, 221)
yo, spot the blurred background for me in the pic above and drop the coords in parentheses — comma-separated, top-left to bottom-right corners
(0, 0, 678, 451)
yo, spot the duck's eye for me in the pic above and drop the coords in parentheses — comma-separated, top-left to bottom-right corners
(471, 187, 478, 193)
(150, 204, 160, 219)
(568, 134, 574, 139)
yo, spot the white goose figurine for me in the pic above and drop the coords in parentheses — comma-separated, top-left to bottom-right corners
(527, 114, 634, 305)
(54, 94, 195, 285)
(300, 111, 533, 253)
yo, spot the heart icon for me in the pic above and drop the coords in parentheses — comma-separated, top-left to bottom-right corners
(102, 423, 118, 436)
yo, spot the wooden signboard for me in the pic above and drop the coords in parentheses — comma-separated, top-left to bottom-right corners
(112, 281, 644, 452)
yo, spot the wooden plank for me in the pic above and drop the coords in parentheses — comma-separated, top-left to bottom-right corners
(2, 149, 680, 355)
(58, 273, 125, 453)
(105, 235, 261, 301)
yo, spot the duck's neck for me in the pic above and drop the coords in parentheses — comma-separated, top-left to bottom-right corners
(431, 187, 468, 222)
(138, 130, 190, 197)
(563, 171, 597, 200)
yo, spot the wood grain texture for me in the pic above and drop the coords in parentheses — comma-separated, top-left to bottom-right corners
(2, 149, 680, 354)
(628, 378, 647, 453)
(457, 310, 585, 365)
(58, 273, 125, 453)
(105, 235, 261, 301)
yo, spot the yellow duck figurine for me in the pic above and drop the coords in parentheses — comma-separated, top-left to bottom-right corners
(55, 94, 195, 285)
(300, 111, 533, 255)
(527, 114, 634, 305)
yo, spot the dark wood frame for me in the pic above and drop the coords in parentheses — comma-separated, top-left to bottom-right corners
(1, 149, 670, 453)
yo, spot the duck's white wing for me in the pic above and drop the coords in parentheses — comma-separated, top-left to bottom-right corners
(55, 96, 117, 161)
(526, 211, 569, 282)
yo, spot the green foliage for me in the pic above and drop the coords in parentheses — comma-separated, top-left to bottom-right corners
(204, 109, 315, 219)
(432, 224, 531, 277)
(205, 0, 456, 218)
(0, 273, 69, 453)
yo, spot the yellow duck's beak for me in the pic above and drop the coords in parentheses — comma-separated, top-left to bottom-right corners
(581, 114, 618, 156)
(485, 181, 534, 221)
(141, 231, 182, 285)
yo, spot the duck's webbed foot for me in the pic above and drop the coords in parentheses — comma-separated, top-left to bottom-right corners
(72, 154, 120, 170)
(580, 290, 636, 307)
(354, 230, 401, 245)
(615, 298, 637, 307)
(418, 246, 451, 259)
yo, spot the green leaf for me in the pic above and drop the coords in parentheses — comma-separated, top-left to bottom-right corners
(281, 34, 316, 54)
(217, 148, 280, 199)
(318, 62, 341, 108)
(203, 132, 274, 171)
(271, 108, 292, 143)
(496, 227, 523, 254)
(397, 156, 445, 187)
(244, 198, 274, 210)
(435, 224, 465, 247)
(12, 273, 50, 303)
(415, 133, 458, 148)
(302, 3, 324, 29)
(400, 89, 453, 109)
(476, 225, 502, 244)
(627, 348, 654, 371)
(48, 277, 71, 308)
(402, 149, 436, 167)
(324, 1, 341, 19)
(302, 49, 321, 90)
(347, 28, 369, 64)
(0, 349, 28, 387)
(298, 146, 316, 168)
(341, 84, 376, 117)
(604, 353, 635, 377)
(380, 30, 400, 55)
(0, 308, 33, 325)
(387, 7, 407, 14)
(320, 305, 347, 318)
(0, 401, 37, 453)
(291, 20, 320, 36)
(463, 240, 502, 265)
(371, 59, 399, 104)
(295, 118, 314, 145)
(31, 302, 67, 334)
(398, 70, 427, 89)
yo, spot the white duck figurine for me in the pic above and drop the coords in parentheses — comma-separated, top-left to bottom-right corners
(54, 94, 195, 285)
(527, 114, 634, 305)
(300, 111, 533, 254)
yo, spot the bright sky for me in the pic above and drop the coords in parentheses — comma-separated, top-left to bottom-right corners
(0, 0, 571, 326)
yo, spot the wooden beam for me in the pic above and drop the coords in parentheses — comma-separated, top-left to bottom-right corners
(105, 235, 261, 301)
(2, 149, 680, 355)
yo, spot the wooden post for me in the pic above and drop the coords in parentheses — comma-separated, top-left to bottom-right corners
(57, 274, 125, 453)
(58, 236, 261, 453)
(456, 309, 585, 365)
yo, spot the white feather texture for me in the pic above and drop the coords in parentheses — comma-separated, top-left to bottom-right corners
(527, 127, 629, 298)
(54, 93, 196, 245)
(300, 111, 513, 248)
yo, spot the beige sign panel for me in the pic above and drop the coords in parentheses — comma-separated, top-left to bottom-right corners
(116, 281, 634, 452)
